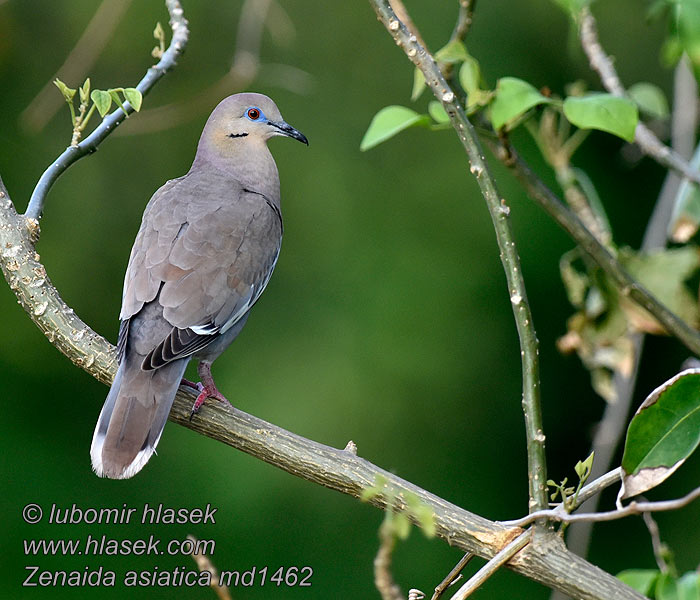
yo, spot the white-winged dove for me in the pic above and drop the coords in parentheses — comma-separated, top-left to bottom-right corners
(90, 93, 307, 479)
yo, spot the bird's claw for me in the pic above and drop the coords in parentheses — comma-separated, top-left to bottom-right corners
(180, 378, 200, 391)
(188, 382, 231, 421)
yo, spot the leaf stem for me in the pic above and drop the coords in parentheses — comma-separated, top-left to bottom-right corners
(80, 103, 98, 133)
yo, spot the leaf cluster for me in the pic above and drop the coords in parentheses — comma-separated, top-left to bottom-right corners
(54, 77, 142, 146)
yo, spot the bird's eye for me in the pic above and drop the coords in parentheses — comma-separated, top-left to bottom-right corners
(247, 108, 261, 120)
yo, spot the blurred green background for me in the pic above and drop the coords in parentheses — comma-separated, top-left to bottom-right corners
(1, 0, 698, 598)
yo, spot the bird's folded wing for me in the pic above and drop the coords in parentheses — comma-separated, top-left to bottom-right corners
(119, 176, 282, 368)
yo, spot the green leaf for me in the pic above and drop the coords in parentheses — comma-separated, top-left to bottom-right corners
(90, 90, 112, 117)
(404, 492, 436, 538)
(621, 246, 700, 332)
(658, 573, 681, 600)
(79, 78, 91, 105)
(392, 512, 411, 540)
(490, 77, 552, 131)
(559, 250, 590, 308)
(563, 93, 639, 142)
(574, 451, 594, 481)
(628, 82, 670, 119)
(108, 89, 128, 116)
(435, 39, 469, 64)
(123, 88, 143, 112)
(620, 368, 700, 498)
(360, 474, 388, 501)
(415, 505, 436, 538)
(360, 106, 431, 151)
(678, 572, 700, 600)
(458, 57, 492, 112)
(459, 56, 482, 96)
(360, 488, 377, 501)
(54, 78, 76, 102)
(411, 68, 426, 101)
(662, 36, 685, 67)
(661, 0, 700, 80)
(428, 101, 449, 124)
(617, 569, 660, 596)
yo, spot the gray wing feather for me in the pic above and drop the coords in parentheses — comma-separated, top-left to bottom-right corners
(119, 171, 282, 370)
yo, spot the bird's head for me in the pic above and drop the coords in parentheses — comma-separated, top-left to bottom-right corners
(206, 93, 308, 147)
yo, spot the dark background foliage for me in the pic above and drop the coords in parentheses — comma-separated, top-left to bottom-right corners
(1, 1, 698, 598)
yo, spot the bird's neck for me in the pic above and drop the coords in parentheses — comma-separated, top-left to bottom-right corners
(190, 136, 281, 206)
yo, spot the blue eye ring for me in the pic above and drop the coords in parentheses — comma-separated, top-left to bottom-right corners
(246, 107, 263, 121)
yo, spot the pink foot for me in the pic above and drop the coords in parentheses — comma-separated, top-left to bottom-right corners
(187, 361, 232, 420)
(180, 378, 200, 391)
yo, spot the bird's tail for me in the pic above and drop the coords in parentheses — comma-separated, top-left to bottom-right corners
(90, 355, 188, 479)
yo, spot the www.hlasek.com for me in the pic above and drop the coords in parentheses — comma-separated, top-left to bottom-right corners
(22, 502, 312, 588)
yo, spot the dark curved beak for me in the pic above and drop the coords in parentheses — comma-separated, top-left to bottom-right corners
(270, 120, 309, 145)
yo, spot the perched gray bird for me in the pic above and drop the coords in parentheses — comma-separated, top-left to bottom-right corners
(90, 93, 307, 479)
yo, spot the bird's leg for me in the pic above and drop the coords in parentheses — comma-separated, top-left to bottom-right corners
(189, 360, 231, 419)
(179, 378, 200, 391)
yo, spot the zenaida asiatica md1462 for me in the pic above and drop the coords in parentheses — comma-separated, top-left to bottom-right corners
(90, 93, 307, 479)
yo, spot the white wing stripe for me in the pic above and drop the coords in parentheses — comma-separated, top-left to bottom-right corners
(190, 244, 281, 336)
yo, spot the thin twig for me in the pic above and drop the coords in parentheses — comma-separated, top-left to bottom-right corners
(450, 0, 476, 43)
(502, 484, 700, 528)
(374, 0, 549, 517)
(578, 6, 700, 185)
(443, 0, 477, 87)
(374, 519, 404, 600)
(448, 531, 532, 600)
(570, 467, 622, 509)
(24, 0, 189, 222)
(432, 553, 475, 600)
(642, 512, 671, 574)
(188, 535, 232, 600)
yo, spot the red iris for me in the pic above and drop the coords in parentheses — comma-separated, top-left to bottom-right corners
(247, 108, 260, 120)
